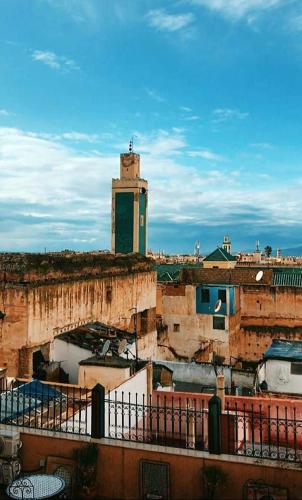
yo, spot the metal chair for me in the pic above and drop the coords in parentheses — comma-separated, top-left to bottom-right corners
(53, 465, 72, 499)
(7, 477, 34, 499)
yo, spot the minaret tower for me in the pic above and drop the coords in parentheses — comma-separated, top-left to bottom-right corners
(111, 141, 148, 255)
(222, 235, 232, 254)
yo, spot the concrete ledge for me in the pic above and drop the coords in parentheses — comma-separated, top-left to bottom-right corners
(10, 425, 302, 472)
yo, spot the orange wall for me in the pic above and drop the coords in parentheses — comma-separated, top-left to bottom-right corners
(20, 431, 302, 500)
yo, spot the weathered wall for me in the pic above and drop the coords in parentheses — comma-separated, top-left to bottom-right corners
(158, 285, 231, 362)
(0, 287, 28, 375)
(158, 279, 302, 365)
(233, 285, 302, 362)
(78, 364, 130, 390)
(20, 430, 302, 500)
(0, 258, 157, 376)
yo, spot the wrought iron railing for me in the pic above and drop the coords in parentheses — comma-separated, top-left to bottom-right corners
(225, 402, 302, 462)
(0, 380, 91, 435)
(2, 380, 302, 463)
(106, 392, 208, 450)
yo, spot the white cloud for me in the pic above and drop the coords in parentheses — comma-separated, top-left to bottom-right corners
(147, 9, 195, 32)
(32, 50, 79, 71)
(131, 129, 187, 157)
(212, 108, 249, 123)
(184, 115, 200, 121)
(188, 149, 226, 161)
(180, 106, 192, 112)
(1, 125, 301, 252)
(145, 88, 165, 103)
(190, 0, 289, 20)
(0, 109, 11, 117)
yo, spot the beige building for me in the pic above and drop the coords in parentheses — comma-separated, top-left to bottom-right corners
(0, 252, 157, 377)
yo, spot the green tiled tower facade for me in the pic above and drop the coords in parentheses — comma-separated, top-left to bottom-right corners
(112, 152, 148, 255)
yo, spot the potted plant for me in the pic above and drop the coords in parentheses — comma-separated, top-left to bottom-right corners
(202, 465, 228, 500)
(74, 443, 98, 497)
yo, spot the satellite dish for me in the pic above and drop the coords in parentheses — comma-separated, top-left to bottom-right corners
(214, 299, 222, 313)
(256, 270, 264, 282)
(99, 340, 110, 357)
(118, 339, 128, 355)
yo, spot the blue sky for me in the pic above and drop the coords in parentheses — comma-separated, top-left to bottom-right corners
(1, 0, 302, 254)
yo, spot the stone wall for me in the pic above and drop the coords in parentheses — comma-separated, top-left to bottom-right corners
(0, 253, 157, 377)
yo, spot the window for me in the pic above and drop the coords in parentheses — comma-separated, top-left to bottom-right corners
(173, 323, 180, 332)
(201, 289, 210, 303)
(218, 289, 226, 303)
(140, 215, 144, 226)
(213, 316, 225, 330)
(291, 362, 302, 375)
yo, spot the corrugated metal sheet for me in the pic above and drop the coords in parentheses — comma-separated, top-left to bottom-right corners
(264, 339, 302, 361)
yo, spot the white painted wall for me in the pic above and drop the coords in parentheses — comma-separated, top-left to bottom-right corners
(52, 338, 92, 384)
(105, 365, 149, 439)
(258, 359, 302, 394)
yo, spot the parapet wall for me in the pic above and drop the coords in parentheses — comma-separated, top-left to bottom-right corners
(0, 252, 152, 285)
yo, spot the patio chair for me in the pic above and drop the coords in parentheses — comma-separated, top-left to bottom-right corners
(53, 465, 73, 499)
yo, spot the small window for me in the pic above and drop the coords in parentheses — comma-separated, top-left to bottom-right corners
(291, 362, 302, 375)
(201, 289, 210, 303)
(218, 289, 226, 304)
(140, 215, 144, 226)
(213, 316, 225, 330)
(173, 323, 180, 332)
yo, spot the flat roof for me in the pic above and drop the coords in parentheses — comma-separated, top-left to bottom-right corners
(264, 340, 302, 362)
(79, 356, 147, 369)
(55, 322, 134, 354)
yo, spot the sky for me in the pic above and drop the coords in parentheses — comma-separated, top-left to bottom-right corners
(1, 0, 302, 255)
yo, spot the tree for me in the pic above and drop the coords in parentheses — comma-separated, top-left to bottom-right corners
(264, 245, 272, 258)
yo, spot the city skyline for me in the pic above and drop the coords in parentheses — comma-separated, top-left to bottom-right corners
(1, 0, 302, 253)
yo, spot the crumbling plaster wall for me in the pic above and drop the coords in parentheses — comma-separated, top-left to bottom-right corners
(2, 270, 157, 377)
(231, 285, 302, 362)
(158, 285, 230, 362)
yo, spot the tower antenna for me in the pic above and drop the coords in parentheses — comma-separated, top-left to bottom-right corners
(129, 137, 133, 153)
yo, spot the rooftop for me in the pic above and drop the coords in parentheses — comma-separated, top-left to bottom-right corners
(264, 339, 302, 362)
(55, 322, 134, 355)
(79, 356, 147, 369)
(203, 247, 237, 262)
(155, 263, 201, 282)
(0, 251, 153, 285)
(181, 267, 273, 285)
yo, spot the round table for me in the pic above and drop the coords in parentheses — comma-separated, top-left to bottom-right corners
(7, 474, 65, 499)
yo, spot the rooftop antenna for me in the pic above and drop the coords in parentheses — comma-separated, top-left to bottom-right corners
(256, 240, 260, 252)
(129, 136, 134, 153)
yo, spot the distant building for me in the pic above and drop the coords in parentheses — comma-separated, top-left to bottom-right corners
(112, 149, 148, 255)
(222, 235, 231, 254)
(203, 247, 237, 269)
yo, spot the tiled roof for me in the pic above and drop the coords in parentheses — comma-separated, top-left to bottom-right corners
(203, 247, 237, 262)
(155, 264, 200, 282)
(264, 339, 302, 362)
(273, 270, 302, 287)
(181, 267, 273, 285)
